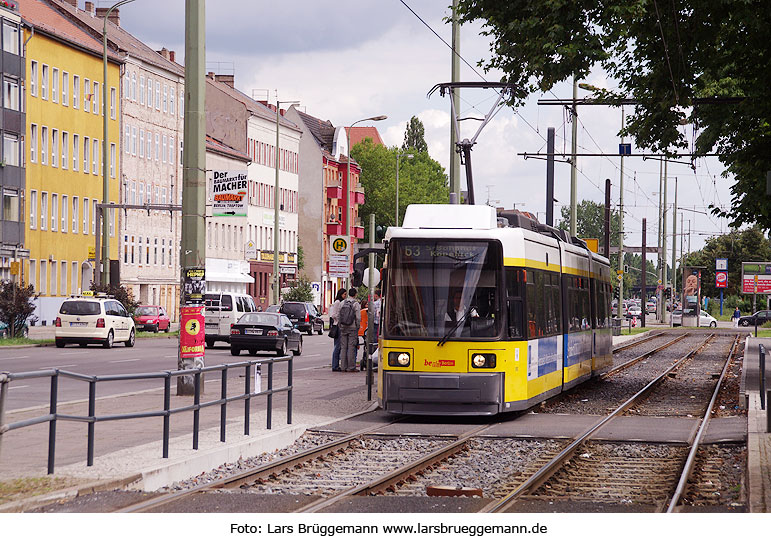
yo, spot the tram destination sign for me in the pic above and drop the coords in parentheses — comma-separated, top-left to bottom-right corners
(398, 242, 488, 262)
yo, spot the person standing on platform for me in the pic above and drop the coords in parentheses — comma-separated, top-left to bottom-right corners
(329, 288, 347, 371)
(338, 287, 361, 372)
(733, 306, 741, 328)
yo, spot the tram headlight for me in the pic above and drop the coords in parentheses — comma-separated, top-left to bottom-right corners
(388, 352, 411, 367)
(471, 353, 496, 369)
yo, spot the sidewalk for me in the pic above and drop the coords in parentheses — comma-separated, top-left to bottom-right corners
(740, 337, 771, 513)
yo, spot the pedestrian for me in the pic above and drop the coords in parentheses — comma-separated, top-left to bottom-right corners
(733, 306, 741, 327)
(338, 287, 361, 372)
(371, 289, 382, 338)
(329, 288, 346, 371)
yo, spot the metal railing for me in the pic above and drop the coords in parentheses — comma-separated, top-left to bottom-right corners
(0, 356, 293, 474)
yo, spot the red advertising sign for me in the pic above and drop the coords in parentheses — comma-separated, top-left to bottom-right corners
(180, 305, 205, 358)
(742, 275, 771, 294)
(715, 271, 728, 288)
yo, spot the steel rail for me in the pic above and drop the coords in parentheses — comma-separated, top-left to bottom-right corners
(116, 411, 402, 513)
(601, 332, 690, 379)
(481, 333, 715, 513)
(612, 330, 665, 353)
(665, 334, 740, 513)
(296, 424, 494, 513)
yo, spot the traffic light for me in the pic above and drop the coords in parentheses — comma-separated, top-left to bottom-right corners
(352, 260, 366, 287)
(376, 225, 386, 240)
(665, 286, 671, 298)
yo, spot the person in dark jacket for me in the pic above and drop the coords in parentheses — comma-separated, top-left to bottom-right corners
(338, 287, 361, 372)
(329, 288, 347, 371)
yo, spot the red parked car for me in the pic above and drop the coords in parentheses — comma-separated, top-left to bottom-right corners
(134, 305, 171, 332)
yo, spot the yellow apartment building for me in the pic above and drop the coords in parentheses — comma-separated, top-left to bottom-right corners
(20, 0, 121, 323)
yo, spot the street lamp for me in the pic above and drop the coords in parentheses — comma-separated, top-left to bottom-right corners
(345, 115, 387, 238)
(395, 152, 413, 226)
(273, 98, 300, 305)
(102, 0, 135, 285)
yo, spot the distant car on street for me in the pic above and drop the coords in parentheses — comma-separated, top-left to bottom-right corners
(646, 301, 656, 313)
(626, 305, 642, 319)
(672, 309, 718, 327)
(738, 310, 771, 327)
(133, 305, 171, 332)
(229, 312, 302, 357)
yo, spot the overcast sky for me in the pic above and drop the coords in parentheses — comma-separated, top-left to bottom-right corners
(106, 0, 736, 263)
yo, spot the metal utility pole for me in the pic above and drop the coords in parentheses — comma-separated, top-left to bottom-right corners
(546, 127, 555, 226)
(178, 0, 206, 396)
(617, 107, 625, 301)
(671, 176, 678, 324)
(604, 179, 611, 258)
(569, 77, 578, 237)
(642, 218, 647, 327)
(657, 160, 663, 320)
(662, 159, 668, 325)
(449, 0, 461, 199)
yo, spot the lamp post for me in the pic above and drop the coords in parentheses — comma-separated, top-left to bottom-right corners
(395, 152, 413, 226)
(273, 98, 299, 305)
(101, 0, 135, 285)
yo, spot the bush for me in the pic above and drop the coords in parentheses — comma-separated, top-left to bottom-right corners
(0, 281, 36, 337)
(89, 282, 139, 316)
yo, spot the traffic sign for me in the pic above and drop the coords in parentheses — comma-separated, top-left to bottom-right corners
(329, 236, 350, 256)
(245, 240, 257, 260)
(617, 274, 623, 281)
(363, 267, 381, 287)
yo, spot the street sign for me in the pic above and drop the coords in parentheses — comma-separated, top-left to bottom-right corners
(716, 271, 728, 288)
(716, 258, 728, 271)
(328, 236, 351, 277)
(245, 240, 257, 260)
(329, 236, 350, 256)
(617, 274, 623, 281)
(363, 267, 381, 287)
(9, 261, 19, 276)
(619, 143, 632, 155)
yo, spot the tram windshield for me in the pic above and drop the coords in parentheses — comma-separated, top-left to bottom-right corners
(385, 240, 502, 340)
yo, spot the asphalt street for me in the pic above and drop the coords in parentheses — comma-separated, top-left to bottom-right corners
(0, 333, 337, 411)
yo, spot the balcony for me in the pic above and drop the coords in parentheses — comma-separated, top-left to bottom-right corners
(352, 218, 364, 240)
(326, 221, 344, 236)
(353, 186, 365, 205)
(326, 185, 343, 200)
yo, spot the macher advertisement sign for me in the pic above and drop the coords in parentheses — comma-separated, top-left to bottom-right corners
(180, 306, 205, 358)
(212, 170, 248, 217)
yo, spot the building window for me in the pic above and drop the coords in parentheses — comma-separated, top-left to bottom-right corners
(72, 196, 78, 233)
(50, 129, 58, 168)
(92, 138, 98, 174)
(61, 261, 67, 297)
(130, 182, 136, 205)
(109, 203, 115, 237)
(131, 127, 137, 156)
(162, 134, 167, 163)
(30, 60, 38, 97)
(83, 137, 89, 173)
(3, 189, 19, 222)
(139, 129, 144, 158)
(62, 72, 69, 105)
(163, 84, 167, 113)
(3, 78, 19, 111)
(110, 87, 116, 119)
(72, 134, 79, 171)
(92, 81, 99, 114)
(29, 190, 37, 229)
(41, 64, 48, 100)
(51, 68, 58, 103)
(73, 75, 79, 109)
(139, 182, 144, 205)
(51, 193, 58, 232)
(62, 132, 69, 169)
(125, 125, 130, 154)
(155, 133, 159, 162)
(41, 127, 48, 165)
(131, 72, 136, 101)
(83, 198, 89, 234)
(155, 81, 160, 110)
(84, 78, 90, 111)
(50, 261, 56, 295)
(110, 143, 116, 178)
(146, 131, 152, 161)
(2, 22, 19, 55)
(2, 133, 20, 167)
(41, 192, 48, 230)
(140, 75, 145, 105)
(40, 261, 46, 294)
(61, 194, 67, 233)
(92, 200, 97, 234)
(146, 77, 152, 109)
(71, 262, 78, 294)
(170, 88, 175, 115)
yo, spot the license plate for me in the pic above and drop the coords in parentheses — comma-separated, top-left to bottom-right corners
(70, 322, 87, 327)
(245, 328, 261, 335)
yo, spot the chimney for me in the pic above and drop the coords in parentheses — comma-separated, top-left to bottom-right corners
(169, 51, 176, 63)
(207, 72, 215, 80)
(84, 1, 95, 16)
(279, 108, 286, 116)
(95, 7, 120, 26)
(157, 48, 170, 60)
(214, 74, 234, 88)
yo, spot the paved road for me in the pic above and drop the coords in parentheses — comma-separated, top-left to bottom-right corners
(0, 334, 337, 411)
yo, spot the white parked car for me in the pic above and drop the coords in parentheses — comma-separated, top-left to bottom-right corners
(700, 310, 718, 328)
(55, 295, 136, 348)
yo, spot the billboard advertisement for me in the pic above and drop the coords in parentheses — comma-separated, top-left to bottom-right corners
(180, 305, 205, 358)
(212, 170, 248, 217)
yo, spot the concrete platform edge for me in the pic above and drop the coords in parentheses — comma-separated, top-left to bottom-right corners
(747, 392, 771, 513)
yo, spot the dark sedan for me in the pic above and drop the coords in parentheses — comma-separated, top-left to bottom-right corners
(738, 310, 771, 327)
(229, 312, 302, 357)
(280, 302, 324, 335)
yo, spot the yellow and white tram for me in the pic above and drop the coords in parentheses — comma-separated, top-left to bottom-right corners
(378, 204, 612, 415)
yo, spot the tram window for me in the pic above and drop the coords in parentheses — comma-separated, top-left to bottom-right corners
(505, 267, 524, 340)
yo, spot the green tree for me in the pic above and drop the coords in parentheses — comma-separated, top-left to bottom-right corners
(456, 0, 771, 228)
(402, 116, 428, 153)
(90, 282, 139, 316)
(0, 281, 36, 338)
(351, 139, 449, 239)
(557, 200, 621, 249)
(282, 275, 314, 303)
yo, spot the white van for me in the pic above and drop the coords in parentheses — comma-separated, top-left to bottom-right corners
(204, 292, 257, 347)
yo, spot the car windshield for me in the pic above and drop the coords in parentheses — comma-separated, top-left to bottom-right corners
(281, 303, 306, 316)
(385, 240, 501, 339)
(59, 301, 101, 315)
(135, 306, 158, 316)
(238, 313, 279, 326)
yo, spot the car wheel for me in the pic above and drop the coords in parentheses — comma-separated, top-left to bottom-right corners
(710, 321, 717, 328)
(55, 339, 65, 348)
(125, 329, 135, 347)
(230, 347, 241, 356)
(292, 336, 303, 356)
(248, 349, 258, 356)
(103, 330, 114, 349)
(206, 339, 215, 348)
(740, 319, 750, 327)
(277, 339, 287, 356)
(317, 323, 323, 335)
(164, 324, 170, 333)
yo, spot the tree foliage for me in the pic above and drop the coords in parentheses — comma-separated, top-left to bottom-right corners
(0, 281, 36, 337)
(90, 282, 140, 316)
(282, 275, 314, 303)
(351, 139, 449, 239)
(456, 0, 771, 227)
(557, 200, 621, 249)
(402, 116, 428, 153)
